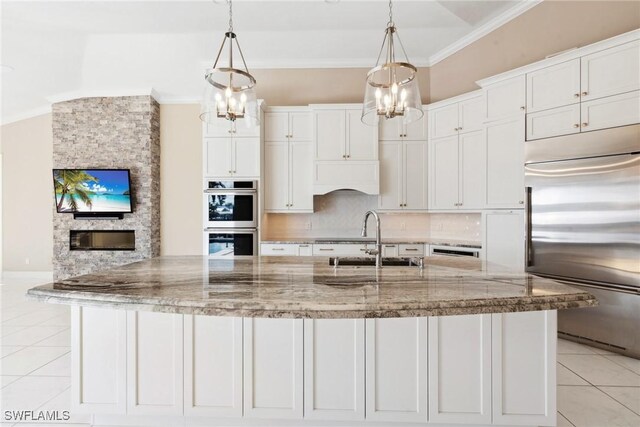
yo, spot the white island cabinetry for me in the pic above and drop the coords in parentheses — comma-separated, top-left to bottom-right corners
(76, 307, 556, 427)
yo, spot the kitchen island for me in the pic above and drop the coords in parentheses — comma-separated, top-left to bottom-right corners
(28, 256, 596, 427)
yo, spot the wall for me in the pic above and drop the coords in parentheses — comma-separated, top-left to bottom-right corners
(52, 96, 160, 280)
(0, 113, 54, 271)
(159, 104, 203, 256)
(253, 67, 431, 106)
(429, 0, 640, 101)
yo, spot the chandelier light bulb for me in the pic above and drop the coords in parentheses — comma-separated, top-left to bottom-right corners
(391, 83, 398, 95)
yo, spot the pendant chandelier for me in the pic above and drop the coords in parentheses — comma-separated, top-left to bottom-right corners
(200, 0, 258, 125)
(362, 0, 423, 126)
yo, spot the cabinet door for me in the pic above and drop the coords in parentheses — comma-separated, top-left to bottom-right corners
(459, 95, 485, 133)
(459, 130, 486, 209)
(428, 315, 492, 425)
(233, 138, 260, 177)
(581, 90, 640, 133)
(581, 40, 640, 102)
(289, 140, 313, 211)
(304, 319, 365, 421)
(378, 140, 403, 210)
(430, 135, 459, 209)
(347, 109, 378, 160)
(365, 318, 427, 423)
(203, 117, 260, 138)
(244, 318, 304, 419)
(71, 306, 126, 415)
(314, 110, 346, 160)
(486, 117, 525, 207)
(485, 75, 526, 121)
(264, 141, 289, 211)
(205, 138, 233, 177)
(403, 140, 428, 210)
(264, 112, 289, 142)
(382, 244, 399, 257)
(527, 59, 581, 113)
(526, 104, 581, 141)
(430, 104, 459, 139)
(403, 114, 428, 140)
(289, 111, 312, 141)
(483, 210, 525, 271)
(127, 311, 183, 415)
(260, 243, 299, 256)
(378, 116, 403, 141)
(492, 311, 557, 426)
(184, 315, 242, 417)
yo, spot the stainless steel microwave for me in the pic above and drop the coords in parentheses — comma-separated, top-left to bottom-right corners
(204, 180, 257, 228)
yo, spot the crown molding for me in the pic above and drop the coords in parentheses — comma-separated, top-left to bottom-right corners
(426, 0, 543, 67)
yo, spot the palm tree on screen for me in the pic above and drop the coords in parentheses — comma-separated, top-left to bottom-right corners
(54, 170, 97, 211)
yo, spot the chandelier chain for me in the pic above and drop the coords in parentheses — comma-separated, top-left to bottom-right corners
(228, 0, 233, 32)
(388, 0, 393, 26)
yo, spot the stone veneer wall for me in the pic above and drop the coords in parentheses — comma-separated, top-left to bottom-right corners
(52, 96, 160, 280)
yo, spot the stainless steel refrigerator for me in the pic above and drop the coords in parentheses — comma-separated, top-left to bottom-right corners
(525, 124, 640, 358)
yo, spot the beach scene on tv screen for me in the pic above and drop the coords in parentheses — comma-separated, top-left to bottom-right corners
(54, 169, 131, 212)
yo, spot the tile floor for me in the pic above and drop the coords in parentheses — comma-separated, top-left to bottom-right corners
(1, 276, 639, 427)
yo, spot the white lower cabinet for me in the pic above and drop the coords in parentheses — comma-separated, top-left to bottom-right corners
(184, 315, 242, 417)
(492, 311, 557, 426)
(71, 306, 126, 415)
(74, 309, 557, 426)
(428, 314, 492, 425)
(304, 319, 365, 420)
(126, 311, 183, 415)
(243, 318, 304, 419)
(365, 317, 428, 423)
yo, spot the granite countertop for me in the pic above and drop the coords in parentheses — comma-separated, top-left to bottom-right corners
(26, 256, 596, 319)
(262, 238, 482, 248)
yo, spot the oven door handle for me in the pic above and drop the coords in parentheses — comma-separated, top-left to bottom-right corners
(204, 189, 257, 195)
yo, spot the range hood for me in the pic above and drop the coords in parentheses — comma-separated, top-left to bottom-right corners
(312, 161, 380, 195)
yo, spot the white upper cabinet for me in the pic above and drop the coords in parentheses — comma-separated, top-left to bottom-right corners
(379, 115, 427, 141)
(581, 40, 640, 101)
(265, 110, 312, 142)
(526, 104, 581, 141)
(580, 90, 640, 132)
(429, 129, 485, 210)
(378, 140, 427, 211)
(486, 117, 525, 208)
(484, 75, 526, 121)
(429, 93, 484, 139)
(346, 109, 378, 160)
(313, 109, 347, 160)
(526, 59, 581, 113)
(289, 141, 313, 211)
(205, 137, 260, 178)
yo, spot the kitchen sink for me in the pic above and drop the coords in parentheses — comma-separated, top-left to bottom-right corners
(329, 257, 424, 267)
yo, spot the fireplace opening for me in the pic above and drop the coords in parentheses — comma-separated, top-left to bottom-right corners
(70, 230, 135, 251)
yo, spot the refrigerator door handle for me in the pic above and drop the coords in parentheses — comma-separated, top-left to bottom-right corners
(525, 186, 533, 268)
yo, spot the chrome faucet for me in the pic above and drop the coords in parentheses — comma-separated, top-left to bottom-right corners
(361, 210, 383, 268)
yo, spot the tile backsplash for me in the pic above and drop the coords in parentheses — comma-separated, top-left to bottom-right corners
(262, 191, 480, 242)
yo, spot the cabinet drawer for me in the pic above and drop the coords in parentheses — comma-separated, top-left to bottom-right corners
(312, 244, 371, 257)
(261, 244, 298, 256)
(398, 244, 425, 256)
(382, 244, 399, 258)
(581, 90, 640, 133)
(526, 104, 581, 141)
(298, 244, 313, 256)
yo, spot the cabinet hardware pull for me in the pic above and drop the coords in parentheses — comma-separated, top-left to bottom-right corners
(273, 248, 284, 251)
(405, 248, 419, 251)
(459, 127, 462, 131)
(318, 248, 334, 251)
(347, 154, 351, 158)
(519, 200, 524, 204)
(573, 124, 580, 128)
(582, 91, 588, 96)
(520, 106, 526, 111)
(228, 170, 232, 174)
(300, 245, 309, 247)
(385, 245, 395, 248)
(582, 122, 588, 127)
(574, 93, 580, 98)
(342, 154, 346, 158)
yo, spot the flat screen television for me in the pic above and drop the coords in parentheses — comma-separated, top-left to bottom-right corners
(53, 169, 133, 213)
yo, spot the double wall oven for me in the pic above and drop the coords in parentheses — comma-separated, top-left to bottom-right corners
(204, 180, 258, 257)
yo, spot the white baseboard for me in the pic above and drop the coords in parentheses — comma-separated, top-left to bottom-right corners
(2, 271, 54, 281)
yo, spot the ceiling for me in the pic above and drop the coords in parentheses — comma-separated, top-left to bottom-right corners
(1, 0, 535, 124)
